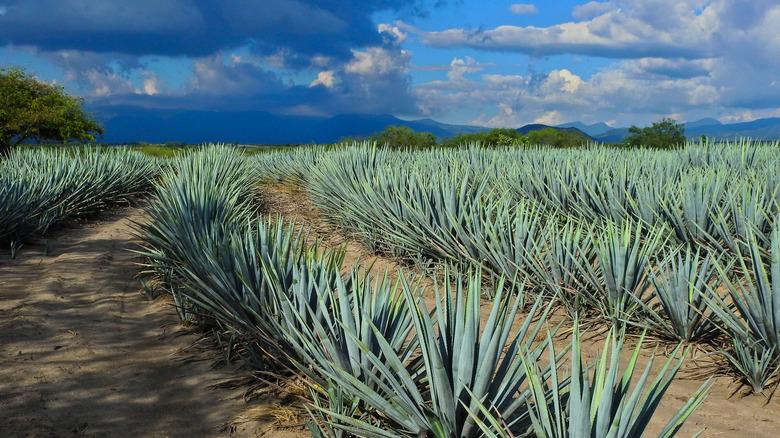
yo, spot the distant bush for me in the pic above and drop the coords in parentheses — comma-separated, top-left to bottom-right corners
(624, 118, 686, 148)
(440, 128, 526, 147)
(441, 127, 588, 148)
(369, 125, 436, 148)
(526, 127, 590, 147)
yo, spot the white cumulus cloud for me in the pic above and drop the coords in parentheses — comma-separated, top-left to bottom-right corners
(509, 4, 538, 15)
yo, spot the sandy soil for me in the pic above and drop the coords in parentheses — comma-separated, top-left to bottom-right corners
(259, 182, 780, 438)
(0, 207, 305, 438)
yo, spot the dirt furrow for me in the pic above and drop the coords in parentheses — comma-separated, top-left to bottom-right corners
(0, 208, 300, 438)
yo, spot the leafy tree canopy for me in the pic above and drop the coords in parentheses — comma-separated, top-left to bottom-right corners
(366, 125, 436, 148)
(441, 127, 588, 148)
(623, 118, 686, 148)
(0, 67, 103, 156)
(526, 128, 590, 148)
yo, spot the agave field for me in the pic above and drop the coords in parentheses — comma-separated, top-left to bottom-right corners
(6, 142, 779, 435)
(90, 139, 773, 437)
(0, 147, 157, 253)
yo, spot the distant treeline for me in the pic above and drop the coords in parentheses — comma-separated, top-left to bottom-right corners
(342, 118, 686, 149)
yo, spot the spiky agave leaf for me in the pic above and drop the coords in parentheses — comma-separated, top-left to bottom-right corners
(527, 326, 711, 438)
(270, 267, 417, 389)
(635, 246, 722, 342)
(719, 337, 779, 394)
(528, 218, 597, 316)
(308, 271, 559, 437)
(704, 223, 780, 393)
(579, 220, 668, 325)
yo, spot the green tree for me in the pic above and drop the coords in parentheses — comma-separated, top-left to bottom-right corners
(623, 118, 685, 148)
(526, 128, 589, 147)
(0, 67, 103, 156)
(441, 128, 527, 147)
(369, 125, 436, 148)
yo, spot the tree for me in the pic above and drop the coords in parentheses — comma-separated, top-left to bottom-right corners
(441, 127, 588, 148)
(623, 118, 685, 148)
(369, 125, 436, 148)
(0, 67, 103, 156)
(526, 128, 589, 147)
(440, 128, 526, 147)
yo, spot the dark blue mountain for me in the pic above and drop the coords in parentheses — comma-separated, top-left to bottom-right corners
(94, 107, 486, 144)
(90, 106, 780, 144)
(685, 118, 722, 129)
(686, 117, 780, 139)
(593, 117, 780, 142)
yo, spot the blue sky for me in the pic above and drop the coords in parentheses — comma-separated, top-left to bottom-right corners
(2, 0, 779, 127)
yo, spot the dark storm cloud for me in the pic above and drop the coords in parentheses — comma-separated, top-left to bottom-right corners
(0, 0, 426, 60)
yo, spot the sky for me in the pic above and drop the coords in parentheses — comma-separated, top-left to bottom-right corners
(1, 0, 779, 128)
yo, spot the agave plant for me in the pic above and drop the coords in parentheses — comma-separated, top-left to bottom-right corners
(460, 197, 546, 289)
(0, 146, 157, 245)
(660, 170, 726, 244)
(635, 246, 722, 342)
(308, 272, 559, 437)
(271, 268, 417, 386)
(579, 220, 668, 325)
(705, 223, 780, 392)
(710, 181, 775, 253)
(528, 218, 596, 315)
(719, 337, 778, 394)
(472, 327, 711, 438)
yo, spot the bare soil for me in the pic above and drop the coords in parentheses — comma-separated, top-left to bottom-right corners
(0, 207, 305, 438)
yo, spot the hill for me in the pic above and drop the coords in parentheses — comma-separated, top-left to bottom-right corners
(557, 121, 614, 136)
(591, 117, 780, 143)
(93, 107, 485, 144)
(518, 124, 594, 140)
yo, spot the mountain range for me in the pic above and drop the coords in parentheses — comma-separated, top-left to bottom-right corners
(92, 106, 780, 144)
(583, 117, 780, 143)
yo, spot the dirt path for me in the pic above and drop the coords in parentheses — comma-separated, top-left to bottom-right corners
(0, 208, 300, 438)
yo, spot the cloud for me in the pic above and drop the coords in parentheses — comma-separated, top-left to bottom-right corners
(345, 47, 408, 76)
(0, 0, 436, 118)
(543, 69, 582, 93)
(509, 4, 538, 15)
(310, 71, 337, 88)
(572, 1, 612, 20)
(415, 54, 754, 127)
(378, 23, 407, 44)
(0, 0, 430, 62)
(420, 0, 719, 59)
(447, 57, 482, 81)
(410, 0, 780, 126)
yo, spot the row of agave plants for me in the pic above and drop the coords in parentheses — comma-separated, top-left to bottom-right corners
(138, 146, 710, 437)
(253, 142, 780, 394)
(0, 147, 157, 252)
